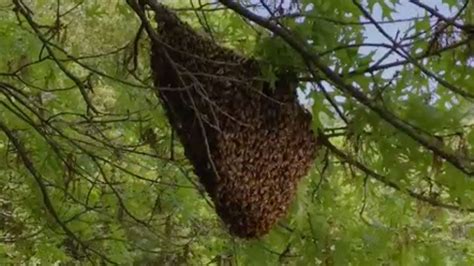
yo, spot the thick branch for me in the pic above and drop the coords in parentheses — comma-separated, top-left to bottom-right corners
(218, 0, 474, 176)
(319, 135, 474, 212)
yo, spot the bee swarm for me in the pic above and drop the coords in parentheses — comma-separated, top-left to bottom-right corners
(150, 3, 316, 238)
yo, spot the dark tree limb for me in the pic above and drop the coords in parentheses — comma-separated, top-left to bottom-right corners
(318, 134, 474, 212)
(217, 0, 474, 176)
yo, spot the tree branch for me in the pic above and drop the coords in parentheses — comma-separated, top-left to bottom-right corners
(0, 121, 117, 264)
(218, 0, 474, 176)
(319, 134, 474, 212)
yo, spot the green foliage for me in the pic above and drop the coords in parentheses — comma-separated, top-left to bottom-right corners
(1, 0, 473, 264)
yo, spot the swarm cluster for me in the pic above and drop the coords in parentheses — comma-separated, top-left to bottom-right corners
(150, 3, 316, 238)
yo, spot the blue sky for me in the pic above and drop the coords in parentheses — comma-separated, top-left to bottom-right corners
(362, 1, 453, 73)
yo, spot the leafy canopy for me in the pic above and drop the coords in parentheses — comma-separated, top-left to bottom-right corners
(0, 0, 474, 264)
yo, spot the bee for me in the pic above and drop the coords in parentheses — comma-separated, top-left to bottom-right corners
(150, 2, 317, 238)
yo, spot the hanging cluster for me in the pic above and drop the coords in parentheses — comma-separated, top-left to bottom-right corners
(150, 3, 316, 238)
